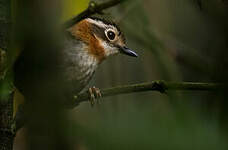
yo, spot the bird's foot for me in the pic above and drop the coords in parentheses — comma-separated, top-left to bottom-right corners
(88, 86, 102, 107)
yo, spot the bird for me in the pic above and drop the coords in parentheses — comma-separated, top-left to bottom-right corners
(14, 17, 138, 108)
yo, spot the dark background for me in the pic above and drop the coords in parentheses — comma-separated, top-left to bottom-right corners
(10, 0, 228, 149)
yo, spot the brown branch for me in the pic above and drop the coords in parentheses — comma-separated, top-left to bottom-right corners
(14, 80, 225, 132)
(74, 80, 226, 104)
(63, 0, 125, 28)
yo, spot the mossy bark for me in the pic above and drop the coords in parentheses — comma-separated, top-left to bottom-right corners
(0, 0, 14, 150)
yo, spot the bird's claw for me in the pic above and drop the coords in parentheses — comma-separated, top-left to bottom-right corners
(88, 86, 102, 107)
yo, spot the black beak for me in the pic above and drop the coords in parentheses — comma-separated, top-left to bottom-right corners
(118, 46, 138, 57)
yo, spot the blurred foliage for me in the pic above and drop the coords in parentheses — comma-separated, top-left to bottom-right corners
(0, 74, 13, 103)
(10, 0, 90, 120)
(12, 0, 90, 22)
(69, 106, 228, 150)
(61, 0, 89, 22)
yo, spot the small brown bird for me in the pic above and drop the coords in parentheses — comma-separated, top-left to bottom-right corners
(14, 17, 137, 106)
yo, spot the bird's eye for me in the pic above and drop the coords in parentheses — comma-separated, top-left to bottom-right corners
(106, 30, 116, 41)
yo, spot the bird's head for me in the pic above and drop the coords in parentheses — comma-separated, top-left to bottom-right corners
(67, 17, 137, 63)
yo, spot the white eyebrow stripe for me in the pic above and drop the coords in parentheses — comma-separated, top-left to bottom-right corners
(86, 18, 107, 28)
(86, 18, 115, 29)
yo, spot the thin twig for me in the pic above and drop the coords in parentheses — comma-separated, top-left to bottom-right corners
(14, 80, 225, 132)
(63, 0, 125, 29)
(74, 80, 226, 104)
